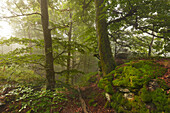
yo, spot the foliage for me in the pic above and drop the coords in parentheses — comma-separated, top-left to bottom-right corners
(0, 65, 45, 87)
(0, 0, 169, 111)
(107, 0, 170, 56)
(5, 85, 67, 113)
(75, 72, 98, 86)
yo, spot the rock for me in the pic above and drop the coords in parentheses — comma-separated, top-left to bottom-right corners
(119, 88, 130, 93)
(0, 101, 5, 107)
(116, 53, 129, 59)
(124, 93, 134, 100)
(0, 95, 5, 100)
(105, 93, 111, 102)
(148, 79, 159, 91)
(146, 103, 156, 111)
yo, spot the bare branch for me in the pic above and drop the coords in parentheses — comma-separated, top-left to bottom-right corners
(0, 12, 41, 19)
(14, 3, 24, 15)
(55, 9, 72, 12)
(82, 0, 93, 9)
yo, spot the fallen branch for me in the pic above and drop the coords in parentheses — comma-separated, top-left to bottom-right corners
(77, 87, 91, 113)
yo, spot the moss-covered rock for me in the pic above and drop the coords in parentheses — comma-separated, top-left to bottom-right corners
(98, 60, 169, 113)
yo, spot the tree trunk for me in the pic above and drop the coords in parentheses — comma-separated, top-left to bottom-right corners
(28, 27, 32, 55)
(66, 12, 73, 84)
(148, 25, 155, 57)
(95, 0, 116, 76)
(40, 0, 55, 91)
(1, 44, 3, 54)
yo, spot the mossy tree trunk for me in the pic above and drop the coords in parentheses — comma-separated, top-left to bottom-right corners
(95, 0, 116, 76)
(40, 0, 55, 91)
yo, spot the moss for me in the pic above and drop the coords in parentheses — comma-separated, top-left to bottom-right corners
(156, 79, 169, 90)
(88, 75, 97, 83)
(88, 99, 95, 106)
(104, 101, 111, 108)
(140, 86, 152, 103)
(98, 60, 169, 113)
(110, 92, 132, 112)
(152, 88, 168, 112)
(98, 73, 114, 89)
(138, 87, 169, 112)
(104, 84, 114, 94)
(112, 60, 167, 89)
(131, 96, 149, 113)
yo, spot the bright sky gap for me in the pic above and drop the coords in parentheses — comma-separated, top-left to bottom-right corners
(0, 0, 13, 39)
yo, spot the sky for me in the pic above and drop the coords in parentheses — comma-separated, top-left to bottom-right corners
(0, 0, 13, 39)
(0, 21, 13, 39)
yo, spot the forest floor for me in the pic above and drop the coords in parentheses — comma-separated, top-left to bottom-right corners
(0, 58, 170, 113)
(61, 78, 115, 113)
(61, 58, 170, 113)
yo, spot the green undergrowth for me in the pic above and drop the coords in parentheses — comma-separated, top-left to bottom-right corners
(98, 60, 169, 113)
(75, 71, 98, 86)
(2, 85, 68, 113)
(0, 65, 45, 87)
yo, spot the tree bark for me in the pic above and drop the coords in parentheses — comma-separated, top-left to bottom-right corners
(28, 27, 32, 55)
(66, 12, 73, 84)
(95, 0, 116, 76)
(40, 0, 55, 91)
(148, 25, 155, 57)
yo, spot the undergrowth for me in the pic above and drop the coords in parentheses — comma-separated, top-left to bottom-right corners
(3, 85, 67, 113)
(75, 71, 98, 86)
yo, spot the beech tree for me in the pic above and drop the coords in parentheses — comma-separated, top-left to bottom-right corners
(40, 0, 55, 90)
(0, 0, 169, 90)
(95, 0, 116, 76)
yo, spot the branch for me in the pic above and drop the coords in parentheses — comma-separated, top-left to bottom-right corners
(50, 24, 69, 31)
(82, 0, 93, 9)
(55, 9, 72, 12)
(111, 10, 123, 15)
(127, 21, 170, 41)
(138, 27, 169, 40)
(107, 7, 137, 25)
(14, 3, 24, 15)
(109, 33, 131, 49)
(140, 26, 168, 34)
(135, 36, 146, 42)
(0, 12, 41, 19)
(34, 28, 43, 32)
(54, 50, 66, 60)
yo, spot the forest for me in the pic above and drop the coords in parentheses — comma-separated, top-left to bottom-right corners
(0, 0, 169, 112)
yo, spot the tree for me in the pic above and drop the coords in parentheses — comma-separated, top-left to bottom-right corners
(95, 0, 116, 76)
(40, 0, 55, 90)
(66, 12, 73, 84)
